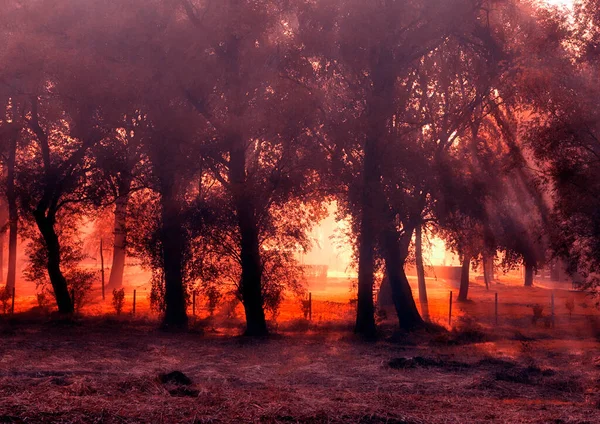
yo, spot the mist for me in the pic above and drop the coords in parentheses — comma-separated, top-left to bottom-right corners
(0, 0, 599, 422)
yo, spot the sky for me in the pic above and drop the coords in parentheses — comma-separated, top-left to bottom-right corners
(300, 204, 454, 278)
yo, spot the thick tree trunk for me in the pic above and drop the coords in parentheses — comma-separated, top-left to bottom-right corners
(5, 129, 17, 291)
(458, 255, 471, 302)
(355, 139, 377, 338)
(107, 176, 132, 290)
(415, 224, 429, 320)
(230, 142, 268, 337)
(524, 261, 535, 287)
(34, 213, 73, 314)
(380, 224, 424, 331)
(353, 47, 396, 337)
(160, 182, 188, 329)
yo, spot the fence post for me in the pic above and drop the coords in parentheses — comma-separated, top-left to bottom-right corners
(551, 291, 555, 328)
(308, 292, 312, 321)
(11, 286, 15, 315)
(495, 292, 498, 325)
(133, 289, 136, 316)
(448, 291, 453, 326)
(100, 239, 105, 301)
(192, 291, 196, 317)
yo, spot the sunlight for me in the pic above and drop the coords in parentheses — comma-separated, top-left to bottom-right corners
(542, 0, 574, 7)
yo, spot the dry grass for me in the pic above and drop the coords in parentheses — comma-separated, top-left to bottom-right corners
(0, 315, 598, 424)
(0, 273, 598, 422)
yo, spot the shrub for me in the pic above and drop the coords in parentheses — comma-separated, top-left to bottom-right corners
(375, 307, 388, 325)
(300, 297, 311, 320)
(205, 286, 222, 317)
(0, 287, 11, 314)
(112, 288, 125, 315)
(531, 304, 544, 324)
(149, 272, 166, 314)
(66, 269, 94, 313)
(565, 298, 575, 318)
(36, 291, 52, 313)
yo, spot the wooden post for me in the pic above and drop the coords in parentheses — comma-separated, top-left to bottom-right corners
(308, 292, 312, 321)
(11, 286, 15, 315)
(494, 292, 498, 325)
(133, 289, 136, 315)
(551, 291, 555, 328)
(448, 291, 453, 326)
(71, 288, 75, 309)
(100, 239, 105, 301)
(192, 291, 196, 317)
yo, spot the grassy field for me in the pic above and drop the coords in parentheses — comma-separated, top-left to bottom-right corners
(0, 318, 598, 423)
(0, 274, 599, 423)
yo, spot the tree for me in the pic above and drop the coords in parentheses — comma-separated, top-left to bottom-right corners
(0, 101, 20, 292)
(1, 0, 135, 313)
(92, 115, 147, 290)
(522, 0, 600, 291)
(179, 0, 326, 336)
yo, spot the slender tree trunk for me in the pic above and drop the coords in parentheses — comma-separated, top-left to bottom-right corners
(34, 213, 73, 314)
(380, 223, 424, 331)
(355, 139, 377, 338)
(5, 129, 18, 291)
(483, 255, 491, 290)
(415, 225, 427, 304)
(458, 255, 471, 302)
(415, 224, 429, 320)
(107, 176, 132, 290)
(160, 181, 188, 329)
(230, 141, 268, 337)
(524, 260, 535, 287)
(0, 231, 4, 283)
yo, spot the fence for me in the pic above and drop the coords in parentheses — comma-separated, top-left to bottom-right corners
(2, 279, 598, 334)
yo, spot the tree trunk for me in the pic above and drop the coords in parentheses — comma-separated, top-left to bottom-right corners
(160, 181, 188, 329)
(34, 213, 73, 314)
(380, 223, 424, 331)
(483, 255, 491, 290)
(355, 139, 377, 338)
(415, 224, 429, 320)
(353, 47, 396, 337)
(415, 225, 427, 303)
(230, 141, 268, 337)
(0, 231, 4, 283)
(458, 255, 471, 302)
(524, 261, 535, 287)
(107, 176, 132, 290)
(5, 129, 17, 291)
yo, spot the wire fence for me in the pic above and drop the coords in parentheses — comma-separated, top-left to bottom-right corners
(3, 277, 598, 335)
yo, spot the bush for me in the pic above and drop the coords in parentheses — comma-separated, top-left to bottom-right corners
(66, 269, 94, 313)
(36, 291, 52, 313)
(300, 297, 311, 320)
(531, 304, 544, 324)
(0, 287, 11, 314)
(375, 307, 388, 325)
(205, 286, 222, 317)
(112, 288, 125, 315)
(565, 298, 575, 317)
(149, 272, 166, 314)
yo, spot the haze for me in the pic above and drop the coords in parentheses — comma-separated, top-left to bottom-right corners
(0, 1, 598, 422)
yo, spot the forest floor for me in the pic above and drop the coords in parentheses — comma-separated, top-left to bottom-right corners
(0, 310, 598, 424)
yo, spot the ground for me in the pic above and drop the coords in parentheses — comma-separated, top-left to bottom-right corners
(1, 274, 599, 423)
(0, 314, 598, 424)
